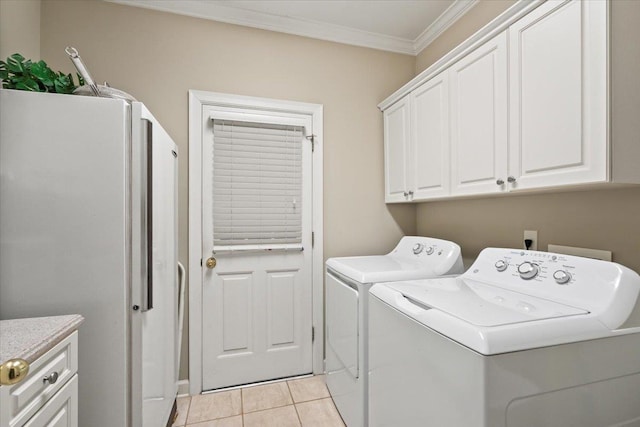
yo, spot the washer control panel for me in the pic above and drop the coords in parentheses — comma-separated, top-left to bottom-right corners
(466, 248, 640, 321)
(490, 251, 576, 286)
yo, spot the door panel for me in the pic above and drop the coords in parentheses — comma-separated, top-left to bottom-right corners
(202, 112, 313, 390)
(509, 0, 607, 189)
(268, 271, 297, 346)
(220, 274, 252, 352)
(384, 97, 411, 202)
(450, 31, 508, 196)
(411, 72, 450, 199)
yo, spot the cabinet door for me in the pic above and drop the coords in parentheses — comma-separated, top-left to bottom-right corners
(384, 97, 411, 202)
(450, 31, 508, 196)
(411, 72, 450, 199)
(508, 0, 607, 189)
(23, 375, 78, 427)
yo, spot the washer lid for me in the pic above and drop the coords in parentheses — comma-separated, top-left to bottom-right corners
(386, 278, 588, 327)
(327, 256, 441, 284)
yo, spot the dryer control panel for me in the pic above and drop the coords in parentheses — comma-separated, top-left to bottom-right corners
(465, 248, 640, 329)
(391, 236, 460, 259)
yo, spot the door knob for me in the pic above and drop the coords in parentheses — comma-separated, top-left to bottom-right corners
(0, 358, 30, 385)
(206, 257, 217, 269)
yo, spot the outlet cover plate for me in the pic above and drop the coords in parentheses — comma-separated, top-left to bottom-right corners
(547, 244, 612, 261)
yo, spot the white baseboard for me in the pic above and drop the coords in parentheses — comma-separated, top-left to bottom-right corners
(177, 379, 190, 397)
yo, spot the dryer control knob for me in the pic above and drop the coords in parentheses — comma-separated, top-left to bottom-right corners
(553, 270, 572, 284)
(495, 260, 508, 272)
(425, 246, 435, 255)
(412, 243, 424, 255)
(518, 262, 539, 280)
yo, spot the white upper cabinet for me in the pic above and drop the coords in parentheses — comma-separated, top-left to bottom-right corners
(380, 0, 640, 203)
(383, 96, 411, 202)
(508, 0, 607, 190)
(411, 71, 450, 199)
(450, 32, 508, 196)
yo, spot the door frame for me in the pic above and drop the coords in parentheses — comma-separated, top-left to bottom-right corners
(188, 90, 324, 395)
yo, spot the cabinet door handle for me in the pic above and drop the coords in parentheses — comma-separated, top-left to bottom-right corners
(496, 178, 505, 186)
(43, 371, 59, 384)
(407, 191, 414, 198)
(507, 176, 517, 183)
(403, 191, 409, 197)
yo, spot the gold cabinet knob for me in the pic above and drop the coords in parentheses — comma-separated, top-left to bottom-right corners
(0, 358, 30, 385)
(206, 257, 217, 269)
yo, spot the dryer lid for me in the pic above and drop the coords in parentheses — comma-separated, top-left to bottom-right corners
(326, 236, 463, 284)
(327, 256, 443, 284)
(386, 278, 588, 327)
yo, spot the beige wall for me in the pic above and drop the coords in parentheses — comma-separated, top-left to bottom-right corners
(0, 0, 41, 60)
(38, 0, 416, 379)
(417, 188, 640, 273)
(415, 1, 640, 274)
(416, 0, 515, 73)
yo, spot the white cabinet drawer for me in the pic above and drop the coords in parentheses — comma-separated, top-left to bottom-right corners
(1, 332, 78, 427)
(23, 375, 78, 427)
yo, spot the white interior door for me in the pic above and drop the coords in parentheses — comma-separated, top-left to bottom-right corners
(201, 110, 314, 390)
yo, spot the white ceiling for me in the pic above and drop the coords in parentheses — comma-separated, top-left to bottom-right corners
(105, 0, 479, 55)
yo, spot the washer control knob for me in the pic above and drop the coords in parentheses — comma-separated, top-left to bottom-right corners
(495, 260, 508, 272)
(553, 270, 572, 285)
(412, 243, 424, 255)
(425, 246, 435, 255)
(518, 262, 539, 280)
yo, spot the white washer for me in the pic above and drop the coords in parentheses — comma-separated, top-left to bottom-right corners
(325, 236, 463, 427)
(369, 248, 640, 427)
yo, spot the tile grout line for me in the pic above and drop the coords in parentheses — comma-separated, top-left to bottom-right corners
(185, 396, 192, 427)
(177, 396, 192, 427)
(240, 388, 245, 427)
(286, 380, 303, 426)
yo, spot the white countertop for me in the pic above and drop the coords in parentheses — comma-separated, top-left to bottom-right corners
(0, 314, 84, 364)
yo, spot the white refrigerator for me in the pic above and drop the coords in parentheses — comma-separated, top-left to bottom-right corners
(0, 89, 179, 427)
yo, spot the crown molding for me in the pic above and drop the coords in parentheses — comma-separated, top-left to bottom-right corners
(413, 0, 480, 54)
(104, 0, 477, 56)
(379, 0, 543, 111)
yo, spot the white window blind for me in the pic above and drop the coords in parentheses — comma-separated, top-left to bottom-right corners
(212, 119, 304, 251)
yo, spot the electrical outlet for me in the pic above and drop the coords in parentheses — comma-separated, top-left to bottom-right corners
(524, 230, 538, 251)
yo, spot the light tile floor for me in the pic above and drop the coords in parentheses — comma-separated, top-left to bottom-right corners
(173, 375, 345, 427)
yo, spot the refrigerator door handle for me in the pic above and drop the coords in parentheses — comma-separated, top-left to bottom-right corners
(142, 118, 154, 312)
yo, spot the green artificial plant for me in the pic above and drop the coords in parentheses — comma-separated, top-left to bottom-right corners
(0, 53, 84, 94)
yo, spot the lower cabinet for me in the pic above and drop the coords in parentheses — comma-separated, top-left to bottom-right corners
(23, 375, 78, 427)
(0, 332, 79, 427)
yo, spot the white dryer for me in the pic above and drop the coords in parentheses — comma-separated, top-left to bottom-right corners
(325, 236, 463, 427)
(368, 248, 640, 427)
